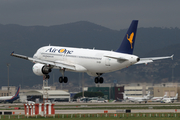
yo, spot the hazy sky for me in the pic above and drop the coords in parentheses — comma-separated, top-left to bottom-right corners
(0, 0, 179, 30)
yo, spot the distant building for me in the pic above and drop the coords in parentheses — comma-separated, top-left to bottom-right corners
(88, 85, 124, 100)
(20, 89, 70, 103)
(0, 86, 16, 96)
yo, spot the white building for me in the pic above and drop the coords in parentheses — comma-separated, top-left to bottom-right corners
(20, 90, 70, 103)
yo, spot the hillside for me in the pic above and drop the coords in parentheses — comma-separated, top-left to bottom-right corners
(0, 21, 180, 89)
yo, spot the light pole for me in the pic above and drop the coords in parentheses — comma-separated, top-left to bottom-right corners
(172, 62, 178, 83)
(82, 72, 84, 98)
(7, 64, 10, 96)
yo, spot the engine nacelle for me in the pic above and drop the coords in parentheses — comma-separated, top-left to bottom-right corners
(32, 63, 51, 76)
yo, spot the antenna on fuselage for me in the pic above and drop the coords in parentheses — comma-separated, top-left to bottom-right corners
(49, 44, 51, 46)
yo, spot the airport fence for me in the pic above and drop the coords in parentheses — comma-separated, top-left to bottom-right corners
(0, 113, 180, 119)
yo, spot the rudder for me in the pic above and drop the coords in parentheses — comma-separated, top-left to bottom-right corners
(15, 86, 20, 97)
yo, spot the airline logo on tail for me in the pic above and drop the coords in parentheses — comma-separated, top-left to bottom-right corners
(127, 32, 134, 49)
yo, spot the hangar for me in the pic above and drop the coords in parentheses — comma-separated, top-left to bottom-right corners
(20, 90, 70, 102)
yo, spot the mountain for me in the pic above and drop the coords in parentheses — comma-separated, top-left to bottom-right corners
(0, 21, 180, 89)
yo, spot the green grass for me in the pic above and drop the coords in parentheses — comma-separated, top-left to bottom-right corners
(0, 113, 180, 120)
(1, 113, 180, 120)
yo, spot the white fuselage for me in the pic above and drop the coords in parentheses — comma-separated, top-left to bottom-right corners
(33, 46, 139, 76)
(126, 96, 149, 102)
(151, 97, 164, 102)
(0, 96, 13, 100)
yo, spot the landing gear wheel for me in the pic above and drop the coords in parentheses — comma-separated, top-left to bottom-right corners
(99, 77, 104, 83)
(59, 76, 68, 83)
(64, 77, 68, 83)
(59, 77, 63, 83)
(94, 77, 98, 83)
(94, 77, 104, 84)
(45, 74, 50, 79)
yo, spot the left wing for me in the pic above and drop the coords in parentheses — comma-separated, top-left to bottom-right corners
(11, 52, 76, 70)
(136, 55, 174, 65)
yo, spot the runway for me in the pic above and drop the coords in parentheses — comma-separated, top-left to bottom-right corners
(0, 102, 179, 115)
(0, 109, 179, 115)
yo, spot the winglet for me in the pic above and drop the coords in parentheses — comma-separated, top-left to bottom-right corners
(11, 51, 14, 56)
(171, 54, 174, 60)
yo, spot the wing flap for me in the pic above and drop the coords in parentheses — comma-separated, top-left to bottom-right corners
(54, 61, 76, 70)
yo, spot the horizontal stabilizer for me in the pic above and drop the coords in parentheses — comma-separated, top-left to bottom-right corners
(136, 55, 173, 65)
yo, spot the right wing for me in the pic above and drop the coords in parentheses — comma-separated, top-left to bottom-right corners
(11, 52, 76, 70)
(136, 55, 174, 65)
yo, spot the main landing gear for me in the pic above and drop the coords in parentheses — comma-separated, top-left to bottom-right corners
(59, 76, 68, 83)
(94, 73, 104, 84)
(58, 68, 68, 83)
(94, 77, 104, 84)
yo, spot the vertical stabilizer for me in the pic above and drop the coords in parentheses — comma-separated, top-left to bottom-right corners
(14, 86, 20, 97)
(174, 93, 178, 99)
(116, 20, 138, 54)
(122, 92, 128, 100)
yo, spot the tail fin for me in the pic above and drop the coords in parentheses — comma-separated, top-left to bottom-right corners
(122, 92, 128, 100)
(116, 20, 138, 54)
(146, 91, 150, 97)
(174, 93, 178, 99)
(14, 86, 20, 97)
(163, 93, 167, 98)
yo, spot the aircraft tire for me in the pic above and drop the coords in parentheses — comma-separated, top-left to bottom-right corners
(94, 77, 98, 83)
(59, 77, 64, 83)
(99, 77, 103, 83)
(64, 77, 68, 83)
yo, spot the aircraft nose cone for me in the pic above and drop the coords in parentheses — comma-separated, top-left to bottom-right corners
(137, 57, 140, 62)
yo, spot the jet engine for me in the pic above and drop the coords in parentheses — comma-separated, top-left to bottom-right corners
(32, 63, 51, 76)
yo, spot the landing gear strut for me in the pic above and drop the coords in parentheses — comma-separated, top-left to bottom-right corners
(59, 68, 68, 83)
(45, 74, 50, 79)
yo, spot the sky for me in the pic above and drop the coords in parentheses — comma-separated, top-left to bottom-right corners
(0, 0, 180, 30)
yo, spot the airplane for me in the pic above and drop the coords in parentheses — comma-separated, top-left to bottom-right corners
(123, 92, 151, 103)
(150, 94, 167, 102)
(161, 93, 178, 103)
(11, 20, 173, 84)
(0, 86, 20, 103)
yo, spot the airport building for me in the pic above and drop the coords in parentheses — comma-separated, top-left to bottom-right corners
(20, 89, 70, 102)
(1, 82, 180, 103)
(152, 83, 180, 101)
(0, 86, 16, 96)
(87, 84, 124, 100)
(87, 83, 180, 101)
(124, 85, 149, 97)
